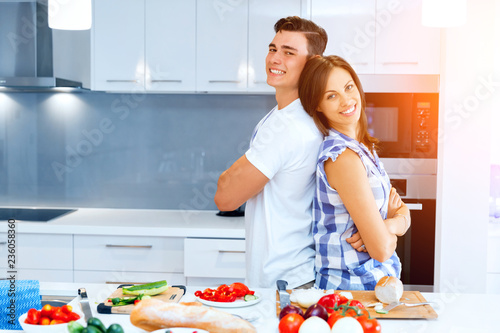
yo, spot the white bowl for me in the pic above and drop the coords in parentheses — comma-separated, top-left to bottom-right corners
(18, 312, 85, 333)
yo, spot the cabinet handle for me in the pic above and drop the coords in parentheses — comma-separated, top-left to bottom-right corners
(382, 62, 419, 65)
(105, 244, 153, 249)
(105, 281, 146, 285)
(106, 80, 140, 83)
(406, 203, 423, 211)
(151, 80, 182, 83)
(253, 80, 267, 84)
(208, 80, 241, 84)
(0, 242, 6, 245)
(218, 250, 245, 254)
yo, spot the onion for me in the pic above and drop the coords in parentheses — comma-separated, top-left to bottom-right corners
(279, 304, 304, 320)
(303, 303, 328, 321)
(331, 317, 363, 333)
(298, 316, 331, 333)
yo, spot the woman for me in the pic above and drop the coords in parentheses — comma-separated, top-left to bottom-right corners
(298, 55, 411, 290)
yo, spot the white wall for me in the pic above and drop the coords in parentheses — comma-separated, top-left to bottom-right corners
(435, 0, 497, 293)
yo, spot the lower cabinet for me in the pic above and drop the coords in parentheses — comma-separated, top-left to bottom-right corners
(184, 238, 246, 285)
(73, 235, 184, 284)
(487, 234, 500, 293)
(0, 233, 73, 282)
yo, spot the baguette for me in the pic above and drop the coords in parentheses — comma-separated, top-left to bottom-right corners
(130, 298, 257, 333)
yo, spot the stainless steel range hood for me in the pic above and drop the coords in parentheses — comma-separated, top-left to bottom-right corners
(0, 0, 83, 92)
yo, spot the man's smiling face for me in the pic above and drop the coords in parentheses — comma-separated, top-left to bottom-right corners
(266, 30, 310, 93)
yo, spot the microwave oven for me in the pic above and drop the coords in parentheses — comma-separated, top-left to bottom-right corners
(364, 93, 439, 158)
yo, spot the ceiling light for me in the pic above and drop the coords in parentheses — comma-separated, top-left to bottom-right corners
(48, 0, 92, 30)
(422, 0, 467, 28)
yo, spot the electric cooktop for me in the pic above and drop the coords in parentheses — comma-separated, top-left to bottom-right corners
(0, 208, 76, 222)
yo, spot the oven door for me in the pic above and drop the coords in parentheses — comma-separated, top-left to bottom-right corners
(365, 93, 413, 158)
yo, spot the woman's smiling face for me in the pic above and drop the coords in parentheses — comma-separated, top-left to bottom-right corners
(317, 67, 362, 137)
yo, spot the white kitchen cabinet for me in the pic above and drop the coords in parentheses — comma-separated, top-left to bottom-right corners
(0, 233, 73, 282)
(375, 0, 440, 74)
(92, 0, 145, 92)
(145, 0, 196, 92)
(311, 0, 440, 75)
(184, 238, 246, 280)
(247, 0, 302, 92)
(74, 235, 184, 273)
(311, 0, 376, 74)
(196, 0, 248, 92)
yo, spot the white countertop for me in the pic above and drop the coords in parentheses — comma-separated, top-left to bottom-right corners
(36, 282, 497, 333)
(0, 208, 245, 238)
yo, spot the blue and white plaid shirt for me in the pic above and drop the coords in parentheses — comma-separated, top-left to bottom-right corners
(313, 129, 401, 290)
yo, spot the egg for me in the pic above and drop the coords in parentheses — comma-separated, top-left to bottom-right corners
(298, 316, 330, 333)
(330, 317, 364, 333)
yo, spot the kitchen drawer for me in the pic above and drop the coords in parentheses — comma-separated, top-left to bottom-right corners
(0, 233, 73, 270)
(74, 235, 183, 272)
(487, 236, 500, 273)
(0, 268, 74, 283)
(73, 270, 185, 285)
(184, 238, 245, 278)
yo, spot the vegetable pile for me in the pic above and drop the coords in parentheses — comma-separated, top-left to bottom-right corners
(107, 280, 168, 307)
(194, 282, 258, 302)
(23, 304, 81, 325)
(278, 293, 381, 333)
(68, 317, 124, 333)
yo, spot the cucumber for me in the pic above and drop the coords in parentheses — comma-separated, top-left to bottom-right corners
(122, 280, 168, 296)
(244, 294, 258, 301)
(87, 318, 107, 333)
(106, 324, 125, 333)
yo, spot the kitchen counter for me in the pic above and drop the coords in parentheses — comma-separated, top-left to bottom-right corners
(0, 208, 245, 238)
(34, 282, 497, 333)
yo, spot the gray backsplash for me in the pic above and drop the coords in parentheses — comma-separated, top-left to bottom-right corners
(0, 92, 275, 210)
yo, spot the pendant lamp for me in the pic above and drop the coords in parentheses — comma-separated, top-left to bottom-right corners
(48, 0, 92, 30)
(422, 0, 467, 28)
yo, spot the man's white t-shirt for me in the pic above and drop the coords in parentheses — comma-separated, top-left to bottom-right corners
(244, 98, 323, 288)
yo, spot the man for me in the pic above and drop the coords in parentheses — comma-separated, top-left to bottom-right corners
(214, 16, 327, 288)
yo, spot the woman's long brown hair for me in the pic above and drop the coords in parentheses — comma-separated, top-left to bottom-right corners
(299, 55, 379, 153)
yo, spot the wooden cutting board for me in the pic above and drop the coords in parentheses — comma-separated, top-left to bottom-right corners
(97, 284, 186, 314)
(276, 290, 438, 319)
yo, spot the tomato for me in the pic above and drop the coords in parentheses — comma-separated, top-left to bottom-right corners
(338, 295, 349, 305)
(39, 317, 51, 325)
(229, 282, 250, 297)
(326, 311, 344, 328)
(67, 312, 81, 321)
(51, 308, 69, 322)
(279, 313, 305, 333)
(61, 304, 73, 314)
(49, 319, 65, 325)
(357, 315, 382, 333)
(26, 308, 40, 324)
(348, 300, 365, 309)
(40, 304, 53, 318)
(317, 294, 341, 313)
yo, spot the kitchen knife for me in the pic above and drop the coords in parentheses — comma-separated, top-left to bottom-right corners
(381, 301, 402, 312)
(276, 280, 290, 310)
(78, 288, 93, 320)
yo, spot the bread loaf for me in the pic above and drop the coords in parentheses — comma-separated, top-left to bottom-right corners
(374, 276, 403, 304)
(130, 298, 256, 333)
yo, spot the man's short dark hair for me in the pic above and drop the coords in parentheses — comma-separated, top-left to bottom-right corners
(274, 16, 328, 57)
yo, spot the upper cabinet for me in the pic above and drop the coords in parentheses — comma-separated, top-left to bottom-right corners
(374, 0, 440, 74)
(53, 0, 440, 93)
(311, 0, 440, 75)
(145, 0, 196, 92)
(196, 0, 249, 92)
(92, 0, 145, 92)
(312, 0, 376, 74)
